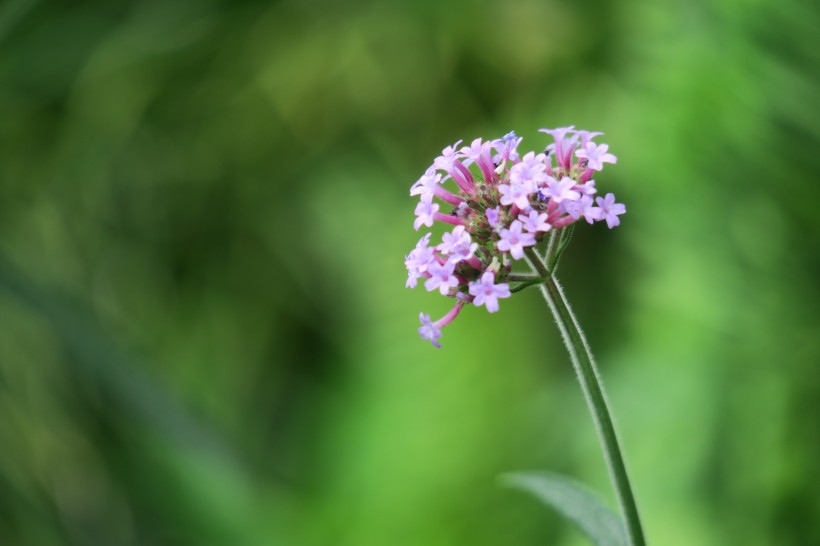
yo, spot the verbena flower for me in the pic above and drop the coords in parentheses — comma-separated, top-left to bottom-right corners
(406, 127, 625, 347)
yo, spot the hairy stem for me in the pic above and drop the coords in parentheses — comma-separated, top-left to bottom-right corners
(509, 277, 546, 293)
(506, 273, 540, 282)
(525, 246, 646, 546)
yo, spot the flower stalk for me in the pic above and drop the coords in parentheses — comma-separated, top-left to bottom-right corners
(406, 126, 644, 544)
(525, 244, 646, 546)
(406, 127, 626, 347)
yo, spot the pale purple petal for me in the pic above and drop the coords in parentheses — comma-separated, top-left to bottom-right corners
(424, 260, 459, 295)
(519, 210, 551, 233)
(575, 142, 617, 171)
(499, 181, 535, 210)
(418, 313, 443, 348)
(486, 206, 500, 227)
(497, 220, 537, 260)
(410, 169, 442, 200)
(596, 193, 626, 228)
(565, 195, 603, 224)
(432, 140, 464, 173)
(468, 272, 511, 313)
(540, 176, 580, 204)
(438, 226, 477, 262)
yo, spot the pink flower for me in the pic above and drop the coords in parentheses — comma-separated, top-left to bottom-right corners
(486, 206, 501, 228)
(565, 195, 603, 224)
(424, 260, 459, 295)
(405, 233, 436, 288)
(540, 176, 580, 204)
(596, 193, 626, 228)
(468, 272, 511, 313)
(418, 301, 465, 348)
(493, 131, 522, 163)
(417, 313, 443, 347)
(539, 126, 576, 168)
(519, 210, 551, 233)
(497, 220, 537, 260)
(575, 142, 617, 171)
(460, 138, 496, 181)
(577, 180, 597, 195)
(438, 226, 478, 262)
(510, 151, 550, 187)
(410, 169, 441, 200)
(432, 140, 463, 173)
(499, 181, 535, 210)
(413, 195, 439, 231)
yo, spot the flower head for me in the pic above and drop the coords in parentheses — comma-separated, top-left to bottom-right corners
(405, 126, 625, 346)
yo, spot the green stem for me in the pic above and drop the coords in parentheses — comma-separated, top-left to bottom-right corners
(509, 277, 545, 293)
(506, 273, 540, 282)
(525, 247, 646, 546)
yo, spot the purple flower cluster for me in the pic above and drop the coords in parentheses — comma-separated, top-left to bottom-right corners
(406, 127, 625, 347)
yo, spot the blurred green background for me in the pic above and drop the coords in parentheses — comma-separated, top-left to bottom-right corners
(1, 0, 819, 544)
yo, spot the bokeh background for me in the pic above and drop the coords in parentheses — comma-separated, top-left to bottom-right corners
(1, 0, 819, 544)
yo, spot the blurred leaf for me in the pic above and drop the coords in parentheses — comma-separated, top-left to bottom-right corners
(500, 471, 627, 546)
(0, 0, 38, 44)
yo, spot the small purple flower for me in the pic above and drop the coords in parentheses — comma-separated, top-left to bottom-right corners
(463, 140, 496, 183)
(424, 260, 459, 295)
(565, 195, 603, 224)
(519, 210, 551, 233)
(493, 131, 523, 163)
(410, 169, 442, 200)
(417, 302, 465, 347)
(461, 138, 488, 160)
(576, 130, 604, 147)
(486, 206, 501, 228)
(540, 176, 581, 204)
(510, 151, 550, 187)
(438, 226, 477, 262)
(596, 193, 626, 228)
(577, 180, 598, 195)
(539, 126, 575, 142)
(575, 142, 617, 171)
(432, 140, 464, 172)
(413, 195, 440, 231)
(539, 126, 576, 163)
(497, 220, 537, 260)
(418, 313, 443, 348)
(405, 233, 436, 287)
(499, 181, 536, 210)
(468, 271, 511, 313)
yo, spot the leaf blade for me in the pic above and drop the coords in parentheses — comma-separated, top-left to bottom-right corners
(499, 471, 628, 546)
